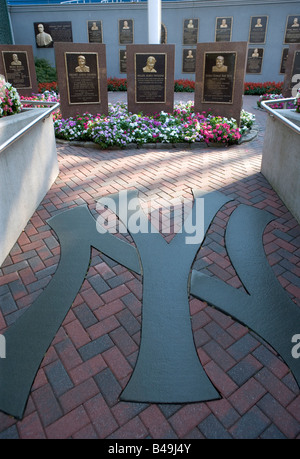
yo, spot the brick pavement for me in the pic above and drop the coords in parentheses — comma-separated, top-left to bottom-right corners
(0, 95, 299, 439)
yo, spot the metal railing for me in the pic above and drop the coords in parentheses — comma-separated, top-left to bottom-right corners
(0, 100, 60, 154)
(261, 97, 300, 135)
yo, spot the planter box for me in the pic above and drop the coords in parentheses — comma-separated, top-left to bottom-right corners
(261, 109, 300, 223)
(0, 108, 59, 266)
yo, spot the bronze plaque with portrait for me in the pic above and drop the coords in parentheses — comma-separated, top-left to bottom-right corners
(284, 15, 300, 44)
(87, 20, 103, 44)
(249, 16, 268, 44)
(0, 45, 38, 96)
(280, 48, 289, 74)
(119, 49, 127, 73)
(34, 22, 72, 48)
(135, 53, 166, 103)
(182, 49, 196, 73)
(183, 19, 199, 45)
(202, 52, 236, 103)
(291, 51, 300, 88)
(215, 17, 232, 42)
(65, 52, 100, 105)
(246, 48, 264, 74)
(119, 19, 134, 45)
(2, 51, 31, 89)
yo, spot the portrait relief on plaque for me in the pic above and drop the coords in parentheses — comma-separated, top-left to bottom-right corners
(280, 48, 289, 74)
(65, 52, 100, 105)
(183, 18, 199, 45)
(119, 19, 134, 44)
(248, 16, 268, 44)
(87, 20, 103, 43)
(246, 48, 264, 74)
(202, 52, 236, 104)
(34, 22, 73, 48)
(284, 15, 300, 44)
(2, 51, 32, 89)
(182, 48, 196, 73)
(119, 49, 127, 73)
(215, 17, 232, 42)
(134, 53, 167, 103)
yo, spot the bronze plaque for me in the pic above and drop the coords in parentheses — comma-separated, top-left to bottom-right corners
(215, 17, 232, 42)
(135, 53, 166, 103)
(34, 22, 72, 48)
(1, 51, 32, 89)
(202, 52, 236, 104)
(119, 49, 127, 73)
(182, 48, 196, 73)
(284, 15, 300, 44)
(246, 48, 264, 74)
(183, 19, 199, 45)
(87, 20, 103, 43)
(65, 52, 100, 105)
(249, 16, 268, 44)
(161, 23, 167, 44)
(280, 48, 289, 74)
(119, 19, 134, 45)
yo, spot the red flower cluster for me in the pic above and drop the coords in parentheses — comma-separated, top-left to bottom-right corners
(244, 81, 283, 95)
(38, 82, 58, 93)
(107, 78, 127, 91)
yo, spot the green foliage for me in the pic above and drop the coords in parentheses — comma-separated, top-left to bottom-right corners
(35, 58, 57, 84)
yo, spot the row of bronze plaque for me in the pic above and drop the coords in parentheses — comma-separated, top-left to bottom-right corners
(0, 42, 299, 123)
(33, 15, 300, 48)
(121, 47, 290, 75)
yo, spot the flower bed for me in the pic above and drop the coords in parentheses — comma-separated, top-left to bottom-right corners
(257, 93, 296, 110)
(244, 81, 283, 95)
(22, 92, 255, 148)
(0, 76, 22, 118)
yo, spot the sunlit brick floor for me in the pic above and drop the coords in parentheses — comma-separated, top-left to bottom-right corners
(0, 95, 299, 439)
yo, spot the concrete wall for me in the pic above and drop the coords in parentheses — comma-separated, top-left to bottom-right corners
(0, 109, 59, 266)
(7, 0, 300, 81)
(261, 110, 300, 223)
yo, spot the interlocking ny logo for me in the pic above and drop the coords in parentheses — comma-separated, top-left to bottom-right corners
(0, 190, 299, 419)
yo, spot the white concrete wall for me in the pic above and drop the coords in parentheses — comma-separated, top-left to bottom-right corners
(261, 111, 300, 223)
(0, 109, 59, 266)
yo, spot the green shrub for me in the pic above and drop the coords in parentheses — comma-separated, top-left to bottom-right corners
(35, 58, 57, 84)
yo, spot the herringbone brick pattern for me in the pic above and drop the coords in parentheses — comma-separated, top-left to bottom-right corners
(0, 96, 299, 439)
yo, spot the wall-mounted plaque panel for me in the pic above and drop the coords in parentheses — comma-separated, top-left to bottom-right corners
(87, 20, 103, 44)
(119, 19, 134, 45)
(54, 42, 108, 118)
(246, 47, 264, 74)
(0, 45, 38, 96)
(202, 52, 236, 104)
(248, 16, 268, 44)
(194, 42, 247, 125)
(215, 17, 232, 42)
(182, 48, 196, 73)
(282, 44, 300, 97)
(280, 48, 289, 74)
(65, 52, 100, 105)
(284, 15, 300, 44)
(183, 18, 199, 45)
(135, 53, 166, 103)
(161, 23, 167, 44)
(127, 44, 175, 115)
(34, 22, 72, 48)
(119, 49, 127, 73)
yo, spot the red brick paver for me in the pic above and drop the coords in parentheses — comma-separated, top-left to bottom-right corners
(0, 95, 299, 439)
